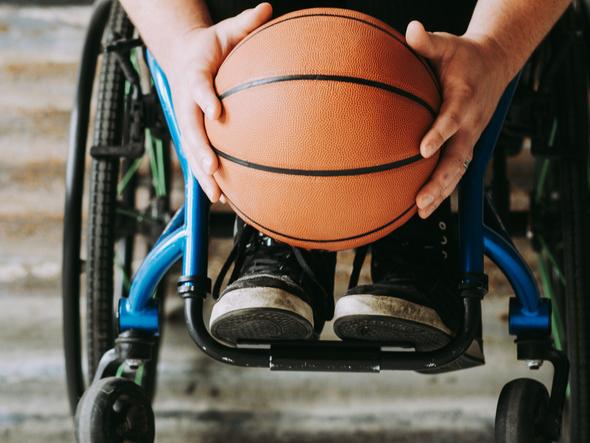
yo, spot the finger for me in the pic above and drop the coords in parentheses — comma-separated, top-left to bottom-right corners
(214, 3, 273, 55)
(418, 194, 445, 219)
(405, 20, 449, 62)
(416, 132, 474, 212)
(190, 68, 222, 119)
(420, 91, 471, 157)
(176, 95, 219, 175)
(182, 137, 222, 202)
(197, 170, 222, 203)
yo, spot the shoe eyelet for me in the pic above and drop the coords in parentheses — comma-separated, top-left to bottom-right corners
(441, 235, 448, 245)
(442, 250, 448, 259)
(438, 221, 447, 230)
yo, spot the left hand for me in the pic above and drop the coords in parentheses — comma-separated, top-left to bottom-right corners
(405, 21, 512, 218)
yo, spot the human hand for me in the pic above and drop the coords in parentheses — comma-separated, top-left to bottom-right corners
(405, 21, 512, 218)
(164, 3, 272, 202)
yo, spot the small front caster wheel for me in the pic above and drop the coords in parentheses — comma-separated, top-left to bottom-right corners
(75, 377, 155, 443)
(495, 378, 551, 443)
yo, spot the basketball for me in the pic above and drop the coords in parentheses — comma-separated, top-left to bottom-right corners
(205, 7, 441, 251)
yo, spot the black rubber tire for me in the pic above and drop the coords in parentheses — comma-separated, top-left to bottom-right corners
(495, 378, 551, 443)
(85, 0, 165, 401)
(530, 6, 590, 441)
(86, 0, 134, 381)
(549, 9, 589, 441)
(75, 377, 155, 443)
(557, 158, 590, 443)
(556, 10, 590, 439)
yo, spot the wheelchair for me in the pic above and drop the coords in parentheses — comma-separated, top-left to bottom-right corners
(61, 1, 590, 441)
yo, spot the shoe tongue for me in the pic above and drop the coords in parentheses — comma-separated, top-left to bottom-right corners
(371, 223, 452, 285)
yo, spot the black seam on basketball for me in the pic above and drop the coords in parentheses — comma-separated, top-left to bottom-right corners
(226, 197, 416, 243)
(219, 74, 436, 116)
(213, 147, 425, 176)
(227, 11, 440, 93)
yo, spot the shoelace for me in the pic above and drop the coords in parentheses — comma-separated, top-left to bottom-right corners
(212, 224, 333, 318)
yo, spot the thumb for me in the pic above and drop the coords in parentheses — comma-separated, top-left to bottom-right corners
(214, 3, 273, 55)
(405, 20, 447, 61)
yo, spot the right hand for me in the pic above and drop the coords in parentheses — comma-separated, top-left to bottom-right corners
(163, 3, 272, 202)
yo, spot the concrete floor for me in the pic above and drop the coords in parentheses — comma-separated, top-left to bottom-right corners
(0, 5, 552, 443)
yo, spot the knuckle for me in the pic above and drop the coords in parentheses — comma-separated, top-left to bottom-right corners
(445, 111, 461, 130)
(436, 166, 453, 184)
(457, 80, 476, 98)
(429, 129, 445, 146)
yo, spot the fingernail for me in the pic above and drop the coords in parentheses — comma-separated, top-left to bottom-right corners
(205, 105, 215, 119)
(202, 156, 213, 173)
(419, 194, 434, 208)
(220, 195, 227, 204)
(422, 143, 435, 157)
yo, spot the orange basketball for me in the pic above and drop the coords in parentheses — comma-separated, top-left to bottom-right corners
(205, 7, 441, 251)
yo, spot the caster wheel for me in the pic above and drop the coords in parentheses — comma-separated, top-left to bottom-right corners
(495, 378, 551, 443)
(75, 377, 155, 443)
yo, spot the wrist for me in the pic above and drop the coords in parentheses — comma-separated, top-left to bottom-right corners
(160, 26, 209, 80)
(463, 31, 515, 83)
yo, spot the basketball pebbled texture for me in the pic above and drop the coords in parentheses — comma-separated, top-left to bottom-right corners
(205, 7, 441, 251)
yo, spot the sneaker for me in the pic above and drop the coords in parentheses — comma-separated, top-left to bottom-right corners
(210, 219, 336, 344)
(333, 200, 484, 373)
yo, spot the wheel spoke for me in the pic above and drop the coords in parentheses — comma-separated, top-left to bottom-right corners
(117, 157, 143, 197)
(534, 158, 550, 203)
(155, 137, 167, 197)
(538, 235, 566, 285)
(537, 254, 565, 350)
(116, 206, 161, 224)
(145, 129, 167, 197)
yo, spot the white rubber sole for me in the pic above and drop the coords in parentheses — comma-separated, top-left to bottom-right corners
(333, 293, 485, 372)
(334, 294, 451, 335)
(209, 286, 314, 343)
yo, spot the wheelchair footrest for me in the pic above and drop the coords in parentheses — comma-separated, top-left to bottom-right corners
(270, 343, 381, 372)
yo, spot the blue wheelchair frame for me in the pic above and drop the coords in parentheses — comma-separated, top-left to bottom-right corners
(115, 52, 553, 372)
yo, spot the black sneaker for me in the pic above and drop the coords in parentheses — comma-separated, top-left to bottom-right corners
(210, 219, 336, 344)
(333, 200, 484, 372)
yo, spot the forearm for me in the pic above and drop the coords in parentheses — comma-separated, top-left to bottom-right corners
(466, 0, 571, 79)
(119, 0, 212, 67)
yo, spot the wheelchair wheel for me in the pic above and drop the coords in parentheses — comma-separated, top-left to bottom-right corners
(529, 4, 590, 441)
(495, 378, 551, 443)
(75, 377, 155, 443)
(63, 0, 171, 414)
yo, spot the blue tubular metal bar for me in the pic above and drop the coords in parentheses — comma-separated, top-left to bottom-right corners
(459, 77, 520, 276)
(146, 51, 185, 174)
(146, 51, 210, 282)
(152, 205, 185, 250)
(119, 52, 210, 332)
(119, 226, 185, 331)
(457, 74, 550, 334)
(484, 226, 540, 312)
(119, 52, 210, 333)
(183, 176, 210, 279)
(484, 226, 551, 334)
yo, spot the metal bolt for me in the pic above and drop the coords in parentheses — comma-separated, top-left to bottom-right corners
(527, 359, 543, 370)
